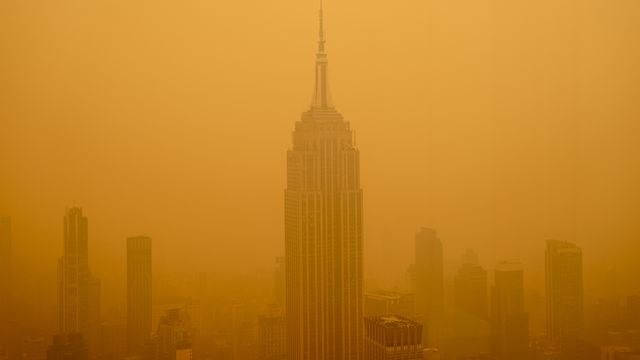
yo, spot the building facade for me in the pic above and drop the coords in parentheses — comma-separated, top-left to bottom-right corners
(58, 207, 90, 334)
(364, 315, 423, 360)
(490, 261, 529, 359)
(284, 5, 364, 360)
(127, 236, 153, 356)
(414, 228, 444, 347)
(545, 240, 584, 348)
(258, 307, 286, 360)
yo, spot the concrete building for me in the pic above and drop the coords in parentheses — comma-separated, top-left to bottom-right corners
(490, 261, 529, 359)
(414, 228, 444, 348)
(127, 236, 153, 356)
(546, 240, 584, 349)
(285, 4, 364, 359)
(364, 315, 423, 360)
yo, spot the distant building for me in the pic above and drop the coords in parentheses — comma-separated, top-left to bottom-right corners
(454, 252, 488, 320)
(0, 217, 10, 353)
(274, 257, 285, 308)
(490, 261, 529, 359)
(365, 291, 415, 319)
(628, 296, 640, 331)
(545, 240, 584, 349)
(56, 208, 101, 358)
(257, 306, 285, 360)
(414, 228, 444, 347)
(600, 346, 640, 360)
(156, 309, 191, 360)
(364, 315, 423, 360)
(58, 207, 90, 334)
(231, 303, 257, 360)
(87, 276, 101, 358)
(47, 333, 88, 360)
(451, 252, 490, 358)
(127, 236, 153, 356)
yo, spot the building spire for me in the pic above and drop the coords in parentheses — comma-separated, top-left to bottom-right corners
(318, 0, 325, 53)
(311, 0, 333, 110)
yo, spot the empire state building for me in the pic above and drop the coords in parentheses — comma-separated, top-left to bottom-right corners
(285, 4, 364, 360)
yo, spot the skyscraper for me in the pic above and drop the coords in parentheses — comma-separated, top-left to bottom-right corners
(127, 236, 152, 356)
(58, 207, 90, 335)
(451, 252, 490, 358)
(490, 261, 529, 360)
(545, 240, 584, 348)
(414, 228, 444, 347)
(0, 217, 11, 353)
(454, 258, 488, 320)
(284, 4, 364, 360)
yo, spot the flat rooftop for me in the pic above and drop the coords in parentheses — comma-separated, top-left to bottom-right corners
(365, 315, 421, 328)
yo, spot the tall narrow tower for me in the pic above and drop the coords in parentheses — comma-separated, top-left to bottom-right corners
(285, 3, 364, 359)
(545, 240, 583, 349)
(127, 236, 152, 356)
(414, 228, 444, 347)
(58, 207, 90, 334)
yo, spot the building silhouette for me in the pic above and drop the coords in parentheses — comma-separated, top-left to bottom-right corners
(284, 4, 364, 360)
(127, 236, 153, 356)
(274, 257, 285, 308)
(451, 251, 490, 358)
(46, 333, 88, 360)
(58, 207, 91, 335)
(490, 261, 529, 359)
(56, 207, 101, 358)
(414, 228, 444, 347)
(257, 306, 286, 360)
(364, 315, 423, 360)
(545, 240, 584, 350)
(454, 253, 488, 320)
(0, 217, 10, 354)
(156, 309, 191, 360)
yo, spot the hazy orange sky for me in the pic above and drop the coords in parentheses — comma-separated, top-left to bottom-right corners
(1, 0, 639, 306)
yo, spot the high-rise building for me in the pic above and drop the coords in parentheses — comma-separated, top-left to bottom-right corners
(490, 261, 529, 359)
(364, 315, 423, 360)
(87, 276, 101, 358)
(545, 240, 584, 348)
(414, 228, 444, 347)
(127, 236, 153, 356)
(57, 208, 100, 358)
(284, 4, 364, 360)
(451, 253, 490, 358)
(58, 207, 90, 335)
(454, 259, 488, 319)
(0, 217, 11, 353)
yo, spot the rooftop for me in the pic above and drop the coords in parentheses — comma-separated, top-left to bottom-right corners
(366, 315, 421, 328)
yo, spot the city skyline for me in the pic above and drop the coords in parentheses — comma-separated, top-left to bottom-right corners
(1, 1, 640, 360)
